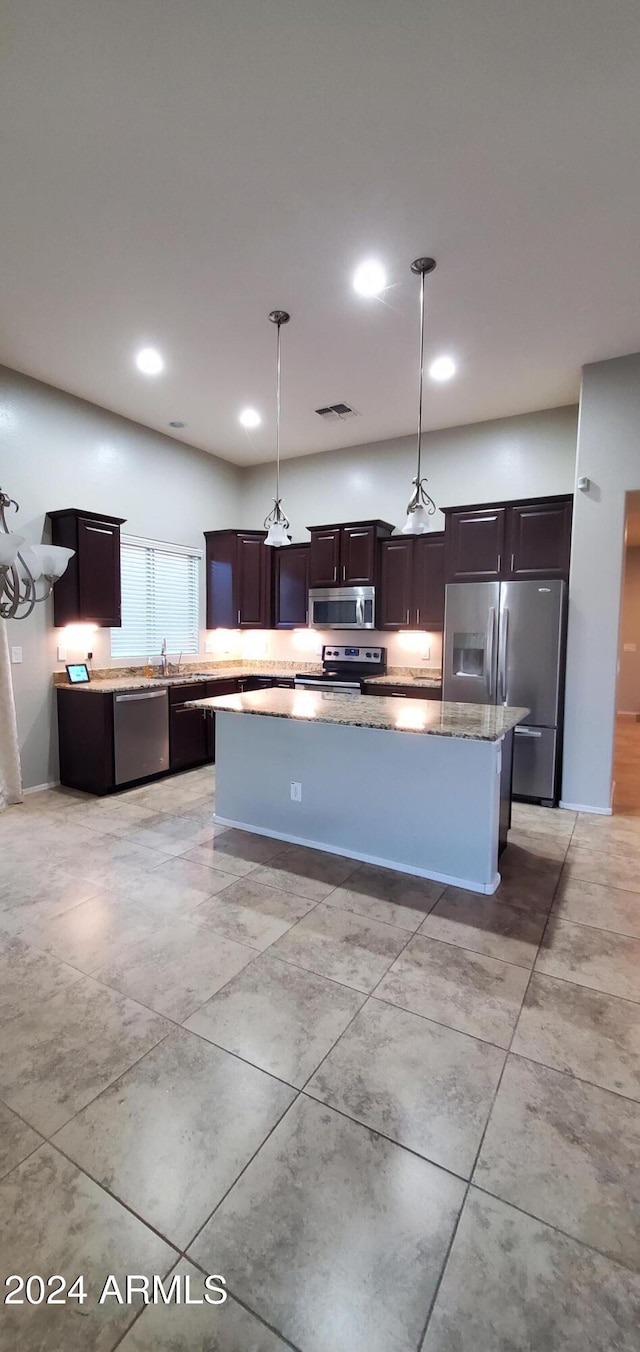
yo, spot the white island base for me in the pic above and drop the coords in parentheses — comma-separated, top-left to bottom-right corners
(212, 707, 513, 895)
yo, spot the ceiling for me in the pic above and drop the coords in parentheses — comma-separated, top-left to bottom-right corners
(1, 0, 640, 466)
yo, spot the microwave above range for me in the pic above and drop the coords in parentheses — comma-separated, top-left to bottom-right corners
(308, 586, 376, 630)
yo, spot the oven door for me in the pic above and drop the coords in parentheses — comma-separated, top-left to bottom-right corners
(308, 587, 375, 629)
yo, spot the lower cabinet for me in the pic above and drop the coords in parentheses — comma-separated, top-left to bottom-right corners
(361, 682, 443, 700)
(169, 683, 210, 770)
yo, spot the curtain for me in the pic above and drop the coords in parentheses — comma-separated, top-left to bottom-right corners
(0, 618, 23, 808)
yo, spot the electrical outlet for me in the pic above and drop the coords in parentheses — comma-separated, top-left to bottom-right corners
(57, 645, 67, 662)
(290, 781, 302, 802)
(11, 646, 23, 664)
(420, 645, 431, 660)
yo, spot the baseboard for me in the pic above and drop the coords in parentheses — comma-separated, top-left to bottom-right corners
(213, 813, 501, 894)
(23, 780, 60, 796)
(559, 800, 613, 815)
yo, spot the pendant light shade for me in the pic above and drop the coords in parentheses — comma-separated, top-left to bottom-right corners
(264, 309, 291, 547)
(402, 257, 438, 535)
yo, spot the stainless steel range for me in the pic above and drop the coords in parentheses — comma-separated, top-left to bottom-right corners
(294, 644, 386, 692)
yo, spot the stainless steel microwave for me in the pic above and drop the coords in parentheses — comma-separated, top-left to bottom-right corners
(308, 586, 376, 630)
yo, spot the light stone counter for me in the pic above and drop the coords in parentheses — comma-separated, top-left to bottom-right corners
(187, 688, 528, 742)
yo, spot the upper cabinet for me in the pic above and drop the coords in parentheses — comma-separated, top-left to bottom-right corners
(205, 529, 272, 629)
(444, 496, 572, 584)
(444, 507, 507, 583)
(379, 532, 445, 630)
(48, 509, 126, 627)
(505, 499, 572, 579)
(274, 544, 310, 628)
(308, 520, 394, 588)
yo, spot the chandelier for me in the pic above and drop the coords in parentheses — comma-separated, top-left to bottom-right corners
(0, 489, 74, 620)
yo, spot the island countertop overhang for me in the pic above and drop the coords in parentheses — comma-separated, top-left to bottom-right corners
(185, 688, 529, 741)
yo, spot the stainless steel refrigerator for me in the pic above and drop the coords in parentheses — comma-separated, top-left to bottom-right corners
(443, 579, 567, 804)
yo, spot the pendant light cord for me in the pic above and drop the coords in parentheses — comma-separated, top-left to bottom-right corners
(275, 316, 282, 504)
(416, 265, 425, 485)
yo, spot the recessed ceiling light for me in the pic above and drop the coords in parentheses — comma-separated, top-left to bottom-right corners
(135, 347, 164, 375)
(353, 258, 387, 298)
(169, 420, 186, 429)
(239, 407, 261, 428)
(428, 354, 456, 382)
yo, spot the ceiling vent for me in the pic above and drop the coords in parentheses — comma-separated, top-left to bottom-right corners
(315, 403, 360, 421)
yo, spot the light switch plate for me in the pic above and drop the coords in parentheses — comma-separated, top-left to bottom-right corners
(57, 645, 67, 661)
(290, 781, 302, 802)
(11, 646, 23, 664)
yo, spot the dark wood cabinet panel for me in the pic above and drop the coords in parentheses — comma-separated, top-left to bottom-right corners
(379, 532, 445, 630)
(204, 677, 240, 761)
(413, 533, 446, 628)
(506, 500, 572, 579)
(205, 531, 271, 629)
(169, 681, 209, 770)
(341, 526, 376, 585)
(445, 507, 507, 583)
(309, 529, 341, 587)
(308, 521, 394, 589)
(57, 687, 115, 793)
(48, 509, 126, 627)
(379, 538, 414, 628)
(361, 682, 442, 700)
(274, 544, 309, 628)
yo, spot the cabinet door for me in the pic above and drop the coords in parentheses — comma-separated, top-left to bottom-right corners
(309, 529, 341, 587)
(169, 682, 209, 770)
(237, 534, 266, 627)
(341, 525, 376, 585)
(77, 517, 121, 625)
(413, 532, 446, 629)
(206, 535, 237, 629)
(275, 546, 309, 628)
(445, 508, 507, 582)
(379, 538, 414, 628)
(506, 500, 572, 580)
(204, 678, 240, 762)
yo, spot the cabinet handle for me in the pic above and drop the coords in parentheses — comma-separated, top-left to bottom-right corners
(510, 553, 515, 572)
(497, 553, 501, 573)
(85, 525, 114, 535)
(405, 609, 410, 625)
(416, 606, 420, 627)
(390, 692, 407, 698)
(237, 609, 241, 626)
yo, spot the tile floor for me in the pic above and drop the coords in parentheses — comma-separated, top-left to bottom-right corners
(1, 765, 640, 1350)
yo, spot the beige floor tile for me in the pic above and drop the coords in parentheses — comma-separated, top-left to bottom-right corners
(0, 975, 169, 1134)
(189, 1095, 465, 1352)
(376, 934, 530, 1048)
(54, 1028, 295, 1249)
(272, 903, 408, 992)
(308, 998, 505, 1176)
(251, 846, 358, 902)
(419, 892, 546, 968)
(325, 863, 444, 931)
(510, 802, 576, 835)
(563, 844, 640, 893)
(92, 916, 256, 1021)
(422, 1189, 640, 1352)
(187, 876, 316, 950)
(512, 972, 640, 1100)
(0, 1101, 42, 1182)
(185, 953, 364, 1087)
(475, 1055, 640, 1271)
(0, 936, 82, 1022)
(553, 875, 640, 938)
(147, 854, 238, 901)
(118, 1260, 289, 1350)
(536, 917, 640, 1002)
(505, 827, 570, 870)
(0, 1144, 176, 1351)
(21, 892, 168, 974)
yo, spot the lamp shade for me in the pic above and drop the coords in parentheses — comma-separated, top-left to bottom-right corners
(0, 533, 25, 568)
(264, 521, 289, 547)
(401, 505, 432, 535)
(21, 544, 74, 580)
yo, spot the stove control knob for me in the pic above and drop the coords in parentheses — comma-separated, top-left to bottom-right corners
(366, 651, 372, 658)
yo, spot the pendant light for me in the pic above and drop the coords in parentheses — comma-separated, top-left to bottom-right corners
(264, 309, 291, 547)
(402, 256, 438, 535)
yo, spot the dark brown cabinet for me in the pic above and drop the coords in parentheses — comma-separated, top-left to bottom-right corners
(444, 496, 572, 584)
(204, 530, 272, 629)
(445, 507, 506, 583)
(361, 682, 442, 700)
(169, 682, 210, 770)
(379, 533, 446, 630)
(505, 499, 572, 579)
(308, 520, 394, 588)
(274, 544, 310, 628)
(48, 508, 126, 627)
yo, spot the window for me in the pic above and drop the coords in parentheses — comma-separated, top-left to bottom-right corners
(111, 535, 201, 659)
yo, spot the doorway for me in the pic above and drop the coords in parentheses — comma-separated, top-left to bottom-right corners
(613, 492, 640, 811)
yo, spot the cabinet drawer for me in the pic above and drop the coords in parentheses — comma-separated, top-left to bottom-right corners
(362, 683, 442, 700)
(169, 681, 207, 706)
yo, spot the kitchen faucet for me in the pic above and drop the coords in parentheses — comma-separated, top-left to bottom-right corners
(160, 637, 168, 676)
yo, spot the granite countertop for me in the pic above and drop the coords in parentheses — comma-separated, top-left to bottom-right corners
(365, 673, 442, 689)
(52, 665, 316, 694)
(186, 688, 528, 741)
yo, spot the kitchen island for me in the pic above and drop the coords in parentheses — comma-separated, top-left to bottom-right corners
(187, 689, 528, 894)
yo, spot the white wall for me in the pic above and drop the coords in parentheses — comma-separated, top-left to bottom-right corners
(617, 547, 640, 715)
(563, 353, 640, 811)
(1, 366, 241, 789)
(242, 406, 578, 539)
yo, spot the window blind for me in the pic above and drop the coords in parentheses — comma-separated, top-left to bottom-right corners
(111, 536, 201, 659)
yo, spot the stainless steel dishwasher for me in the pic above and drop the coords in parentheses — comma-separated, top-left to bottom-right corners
(113, 688, 170, 785)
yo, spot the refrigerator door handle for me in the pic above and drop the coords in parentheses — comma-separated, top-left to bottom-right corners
(484, 606, 497, 699)
(498, 606, 509, 704)
(515, 726, 542, 738)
